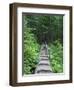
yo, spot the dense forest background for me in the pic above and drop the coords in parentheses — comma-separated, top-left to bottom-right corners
(23, 14, 63, 74)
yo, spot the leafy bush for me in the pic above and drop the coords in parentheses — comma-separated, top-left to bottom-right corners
(24, 28, 40, 74)
(48, 40, 63, 73)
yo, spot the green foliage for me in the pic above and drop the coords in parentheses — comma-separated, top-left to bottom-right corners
(25, 15, 63, 43)
(49, 40, 63, 73)
(23, 15, 63, 74)
(24, 28, 40, 74)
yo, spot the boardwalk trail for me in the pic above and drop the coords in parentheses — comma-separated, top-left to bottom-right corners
(35, 43, 53, 74)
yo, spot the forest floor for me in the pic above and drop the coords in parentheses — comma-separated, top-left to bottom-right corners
(35, 43, 53, 74)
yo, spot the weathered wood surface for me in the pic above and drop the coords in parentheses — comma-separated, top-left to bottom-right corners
(35, 43, 53, 74)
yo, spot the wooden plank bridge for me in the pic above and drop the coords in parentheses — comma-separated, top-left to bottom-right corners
(35, 43, 53, 74)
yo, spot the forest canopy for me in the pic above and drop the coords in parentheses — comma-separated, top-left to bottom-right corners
(24, 14, 63, 44)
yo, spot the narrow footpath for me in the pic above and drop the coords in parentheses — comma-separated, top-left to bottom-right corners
(35, 43, 53, 74)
